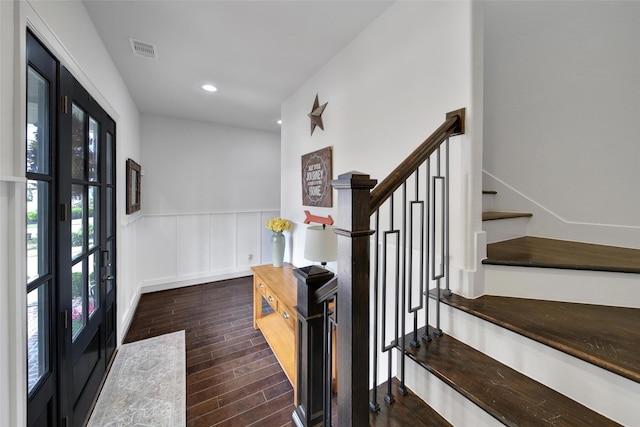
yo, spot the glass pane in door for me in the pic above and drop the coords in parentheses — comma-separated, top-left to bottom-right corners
(27, 283, 49, 394)
(26, 67, 49, 175)
(26, 180, 49, 283)
(71, 261, 85, 340)
(88, 116, 98, 182)
(88, 253, 98, 318)
(106, 132, 113, 184)
(88, 186, 98, 249)
(71, 185, 84, 259)
(71, 104, 85, 179)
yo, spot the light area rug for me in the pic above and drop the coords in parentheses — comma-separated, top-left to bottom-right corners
(87, 331, 185, 427)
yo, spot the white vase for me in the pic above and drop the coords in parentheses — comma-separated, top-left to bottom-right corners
(271, 231, 285, 267)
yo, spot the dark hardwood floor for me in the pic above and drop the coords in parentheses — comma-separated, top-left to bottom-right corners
(124, 276, 295, 427)
(122, 267, 637, 426)
(123, 275, 452, 427)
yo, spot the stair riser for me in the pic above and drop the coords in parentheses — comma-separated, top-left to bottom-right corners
(418, 301, 640, 427)
(484, 265, 640, 309)
(482, 192, 496, 212)
(403, 357, 502, 427)
(483, 217, 529, 244)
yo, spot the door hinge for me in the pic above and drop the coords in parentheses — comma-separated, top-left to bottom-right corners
(60, 203, 68, 221)
(61, 95, 68, 114)
(62, 310, 68, 329)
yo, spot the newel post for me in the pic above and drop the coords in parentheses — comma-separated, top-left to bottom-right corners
(331, 172, 377, 426)
(293, 266, 335, 427)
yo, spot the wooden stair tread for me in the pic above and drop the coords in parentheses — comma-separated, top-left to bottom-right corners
(439, 292, 640, 384)
(404, 326, 622, 427)
(482, 210, 533, 221)
(484, 236, 640, 274)
(368, 378, 452, 427)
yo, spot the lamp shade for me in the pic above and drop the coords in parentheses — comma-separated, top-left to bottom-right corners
(304, 225, 337, 263)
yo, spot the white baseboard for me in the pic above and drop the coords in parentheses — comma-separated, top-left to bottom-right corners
(118, 282, 142, 346)
(140, 268, 252, 294)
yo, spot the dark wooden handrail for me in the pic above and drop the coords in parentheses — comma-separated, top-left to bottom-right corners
(369, 108, 465, 214)
(315, 276, 338, 304)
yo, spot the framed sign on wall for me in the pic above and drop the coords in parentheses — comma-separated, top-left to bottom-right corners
(301, 146, 332, 207)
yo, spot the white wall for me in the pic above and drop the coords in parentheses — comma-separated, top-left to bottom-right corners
(280, 1, 483, 296)
(0, 1, 141, 425)
(138, 114, 281, 290)
(0, 1, 17, 425)
(483, 1, 640, 248)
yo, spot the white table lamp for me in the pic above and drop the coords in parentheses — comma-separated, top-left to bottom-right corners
(304, 225, 337, 266)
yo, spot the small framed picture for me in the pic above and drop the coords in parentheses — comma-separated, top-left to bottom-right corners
(126, 158, 141, 214)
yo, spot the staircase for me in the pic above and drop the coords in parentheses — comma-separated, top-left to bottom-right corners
(370, 201, 639, 424)
(371, 268, 639, 426)
(376, 191, 639, 426)
(296, 110, 639, 426)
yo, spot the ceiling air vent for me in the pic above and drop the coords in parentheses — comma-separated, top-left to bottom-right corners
(129, 38, 158, 60)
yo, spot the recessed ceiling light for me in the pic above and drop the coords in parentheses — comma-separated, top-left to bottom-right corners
(201, 84, 217, 92)
(276, 120, 282, 125)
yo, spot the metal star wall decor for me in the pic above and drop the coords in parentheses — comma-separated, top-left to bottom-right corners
(308, 94, 328, 136)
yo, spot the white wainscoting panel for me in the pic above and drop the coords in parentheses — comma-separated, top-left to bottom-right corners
(260, 212, 275, 265)
(138, 215, 178, 285)
(177, 214, 210, 278)
(210, 213, 237, 271)
(139, 210, 279, 293)
(237, 212, 261, 269)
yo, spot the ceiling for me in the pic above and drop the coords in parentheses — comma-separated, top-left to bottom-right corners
(83, 0, 394, 133)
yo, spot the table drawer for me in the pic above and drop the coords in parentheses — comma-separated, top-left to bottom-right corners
(278, 304, 295, 331)
(256, 281, 268, 297)
(264, 289, 279, 312)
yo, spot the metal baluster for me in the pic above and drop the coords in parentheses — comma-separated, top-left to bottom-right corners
(369, 211, 380, 413)
(443, 137, 452, 297)
(398, 182, 408, 396)
(422, 159, 432, 343)
(432, 148, 443, 337)
(382, 195, 399, 404)
(330, 296, 338, 426)
(409, 170, 424, 349)
(323, 299, 331, 426)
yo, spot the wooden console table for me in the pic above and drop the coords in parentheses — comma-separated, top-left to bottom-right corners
(252, 263, 297, 392)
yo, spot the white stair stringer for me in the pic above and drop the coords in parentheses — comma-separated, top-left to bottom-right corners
(402, 300, 640, 427)
(484, 264, 640, 309)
